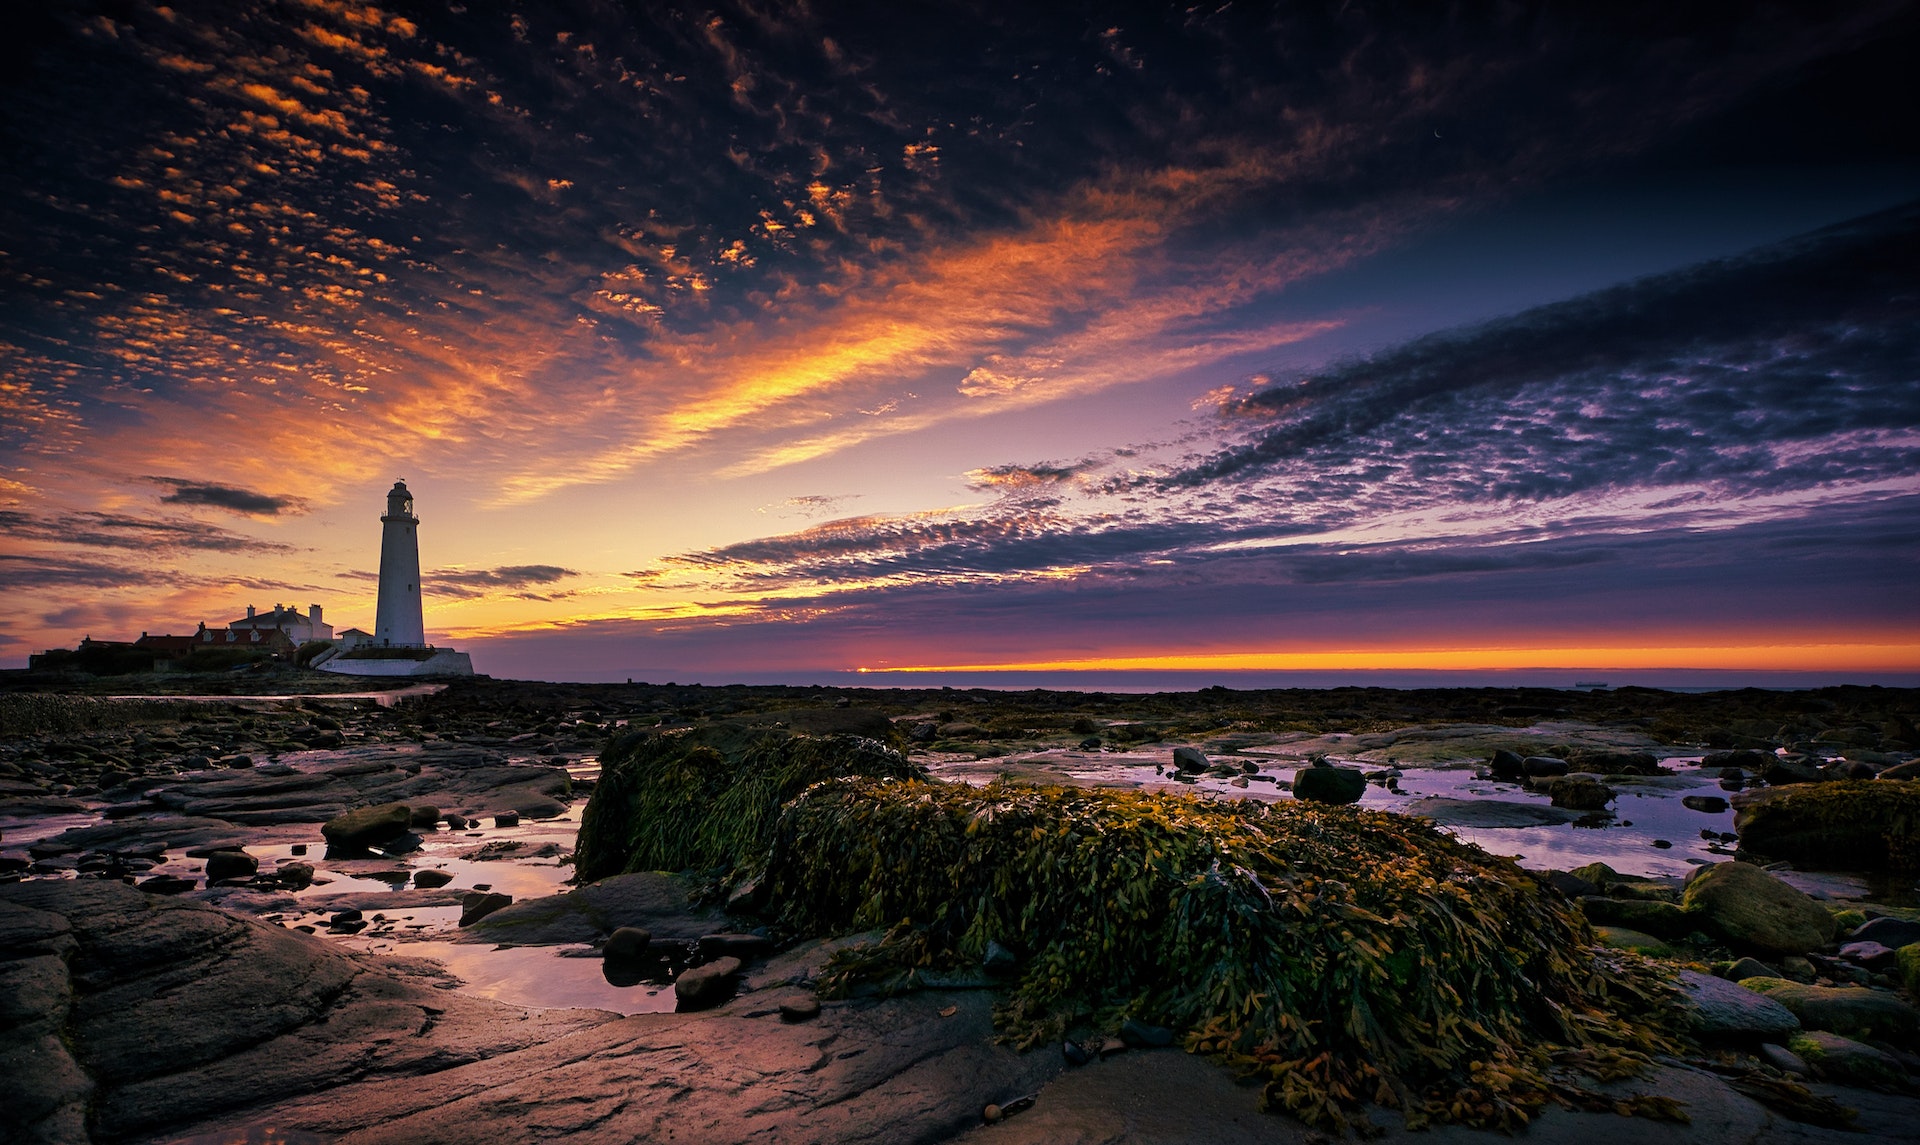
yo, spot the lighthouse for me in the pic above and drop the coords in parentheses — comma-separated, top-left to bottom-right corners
(373, 480, 426, 648)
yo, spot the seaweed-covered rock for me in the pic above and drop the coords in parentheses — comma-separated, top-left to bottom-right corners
(1548, 775, 1614, 811)
(1741, 979, 1920, 1041)
(766, 776, 1674, 1132)
(1681, 862, 1834, 956)
(574, 728, 924, 882)
(1733, 781, 1920, 870)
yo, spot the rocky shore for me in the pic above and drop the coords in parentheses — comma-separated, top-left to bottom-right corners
(2, 677, 1918, 1143)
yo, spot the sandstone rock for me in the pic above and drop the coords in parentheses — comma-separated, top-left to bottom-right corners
(1734, 781, 1920, 870)
(1740, 979, 1920, 1041)
(202, 849, 258, 882)
(1681, 861, 1835, 956)
(459, 891, 513, 927)
(1547, 775, 1614, 811)
(779, 996, 821, 1022)
(320, 802, 413, 851)
(675, 955, 742, 1009)
(1171, 746, 1208, 773)
(1290, 762, 1365, 804)
(604, 925, 652, 959)
(1787, 1030, 1909, 1087)
(1674, 969, 1801, 1039)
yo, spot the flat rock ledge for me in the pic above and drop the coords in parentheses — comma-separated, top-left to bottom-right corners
(0, 879, 1057, 1145)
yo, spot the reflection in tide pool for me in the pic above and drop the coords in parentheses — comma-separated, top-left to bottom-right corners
(375, 941, 680, 1014)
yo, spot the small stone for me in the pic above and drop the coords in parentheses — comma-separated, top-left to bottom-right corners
(1682, 795, 1731, 813)
(1547, 775, 1614, 811)
(604, 926, 652, 959)
(1839, 940, 1897, 970)
(982, 1105, 1003, 1124)
(1171, 746, 1208, 773)
(1651, 839, 1672, 849)
(203, 850, 258, 882)
(1062, 1040, 1092, 1066)
(493, 811, 520, 828)
(1488, 749, 1525, 780)
(277, 861, 314, 887)
(409, 804, 441, 828)
(321, 803, 413, 852)
(444, 814, 469, 830)
(458, 891, 512, 927)
(290, 843, 308, 856)
(983, 940, 1018, 974)
(1722, 956, 1778, 982)
(778, 997, 821, 1022)
(412, 868, 454, 889)
(1098, 1036, 1128, 1058)
(1291, 764, 1366, 804)
(674, 955, 742, 1009)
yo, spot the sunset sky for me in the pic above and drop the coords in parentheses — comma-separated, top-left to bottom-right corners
(4, 1, 1917, 684)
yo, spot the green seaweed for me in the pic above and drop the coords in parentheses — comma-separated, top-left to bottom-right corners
(577, 732, 1685, 1132)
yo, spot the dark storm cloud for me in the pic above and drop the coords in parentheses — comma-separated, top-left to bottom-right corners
(428, 563, 578, 599)
(148, 476, 309, 516)
(1166, 202, 1920, 503)
(0, 509, 298, 553)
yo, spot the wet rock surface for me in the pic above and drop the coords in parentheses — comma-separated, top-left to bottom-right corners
(5, 679, 1920, 1144)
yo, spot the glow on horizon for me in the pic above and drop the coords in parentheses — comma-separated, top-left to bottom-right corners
(858, 642, 1920, 675)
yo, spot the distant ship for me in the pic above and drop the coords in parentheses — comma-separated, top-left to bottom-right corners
(1573, 680, 1609, 689)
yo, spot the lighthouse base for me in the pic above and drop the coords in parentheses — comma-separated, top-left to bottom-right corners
(314, 647, 474, 677)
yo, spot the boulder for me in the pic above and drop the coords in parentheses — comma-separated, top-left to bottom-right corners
(1488, 750, 1525, 781)
(1786, 1030, 1909, 1087)
(674, 955, 742, 1009)
(1851, 915, 1920, 949)
(1740, 979, 1920, 1041)
(408, 804, 441, 828)
(1522, 756, 1569, 778)
(1547, 775, 1614, 811)
(1761, 757, 1825, 786)
(1591, 926, 1675, 957)
(1171, 747, 1208, 773)
(320, 802, 413, 851)
(202, 850, 258, 882)
(277, 861, 314, 887)
(1733, 781, 1920, 870)
(1290, 762, 1366, 805)
(1680, 861, 1835, 956)
(1674, 970, 1801, 1040)
(1840, 941, 1898, 971)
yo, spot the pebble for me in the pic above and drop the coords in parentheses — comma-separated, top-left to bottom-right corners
(778, 997, 821, 1022)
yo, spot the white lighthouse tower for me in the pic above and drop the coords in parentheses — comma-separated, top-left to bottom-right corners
(373, 480, 426, 648)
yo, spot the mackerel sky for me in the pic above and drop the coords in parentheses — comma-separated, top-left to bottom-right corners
(3, 1, 1917, 681)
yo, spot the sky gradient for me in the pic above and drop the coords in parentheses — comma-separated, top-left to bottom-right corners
(4, 1, 1918, 683)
